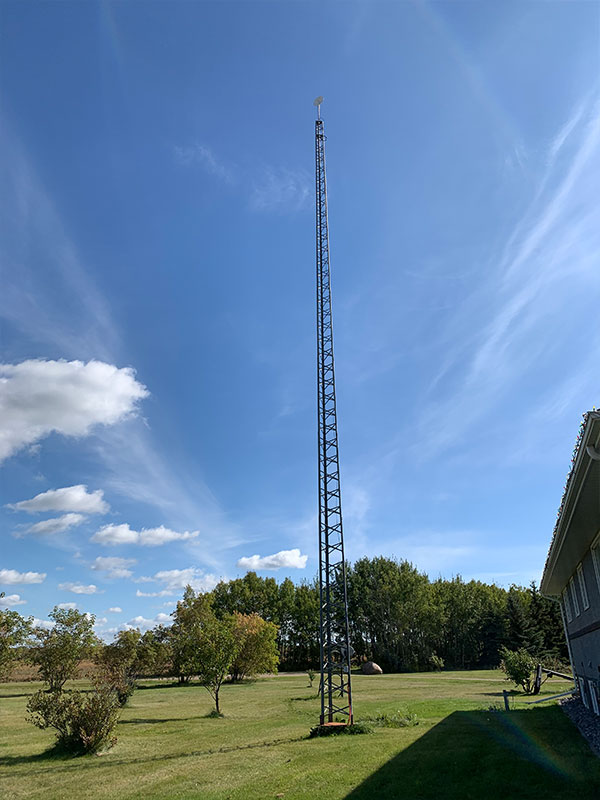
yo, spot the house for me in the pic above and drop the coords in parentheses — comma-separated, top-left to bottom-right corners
(541, 410, 600, 715)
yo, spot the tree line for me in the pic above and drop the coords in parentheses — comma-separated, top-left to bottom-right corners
(208, 557, 568, 672)
(1, 557, 568, 689)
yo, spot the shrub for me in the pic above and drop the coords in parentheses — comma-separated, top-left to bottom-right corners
(309, 720, 373, 737)
(307, 669, 316, 688)
(428, 654, 444, 672)
(499, 646, 537, 694)
(26, 682, 121, 754)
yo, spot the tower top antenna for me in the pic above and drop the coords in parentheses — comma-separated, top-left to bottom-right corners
(313, 96, 324, 119)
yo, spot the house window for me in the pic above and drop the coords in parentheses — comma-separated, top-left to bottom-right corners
(577, 563, 590, 610)
(588, 680, 600, 716)
(592, 532, 600, 593)
(569, 576, 580, 617)
(562, 588, 573, 623)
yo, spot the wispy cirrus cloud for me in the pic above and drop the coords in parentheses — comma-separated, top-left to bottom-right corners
(412, 95, 600, 460)
(249, 167, 310, 213)
(174, 142, 235, 183)
(174, 140, 309, 214)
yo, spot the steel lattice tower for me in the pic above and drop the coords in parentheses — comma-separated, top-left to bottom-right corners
(314, 98, 353, 726)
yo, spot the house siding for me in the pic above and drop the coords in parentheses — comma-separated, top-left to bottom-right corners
(562, 547, 600, 703)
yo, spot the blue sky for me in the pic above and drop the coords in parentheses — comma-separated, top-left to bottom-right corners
(1, 1, 598, 637)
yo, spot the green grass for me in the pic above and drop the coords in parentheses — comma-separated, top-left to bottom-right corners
(1, 671, 598, 799)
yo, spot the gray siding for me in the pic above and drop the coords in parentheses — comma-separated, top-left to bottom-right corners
(561, 544, 600, 709)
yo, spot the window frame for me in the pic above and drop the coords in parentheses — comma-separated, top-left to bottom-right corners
(577, 563, 590, 611)
(569, 575, 580, 617)
(562, 587, 573, 623)
(591, 531, 600, 594)
(588, 680, 600, 716)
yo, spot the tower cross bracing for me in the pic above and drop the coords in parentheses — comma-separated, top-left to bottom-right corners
(315, 105, 353, 726)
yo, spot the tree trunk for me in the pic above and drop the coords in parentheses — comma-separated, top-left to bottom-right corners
(215, 689, 220, 714)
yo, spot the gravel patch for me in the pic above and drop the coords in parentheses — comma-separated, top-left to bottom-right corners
(560, 695, 600, 757)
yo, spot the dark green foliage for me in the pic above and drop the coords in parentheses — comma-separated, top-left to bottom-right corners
(26, 682, 121, 754)
(527, 582, 568, 662)
(309, 721, 373, 737)
(0, 601, 32, 680)
(194, 560, 567, 674)
(95, 629, 142, 706)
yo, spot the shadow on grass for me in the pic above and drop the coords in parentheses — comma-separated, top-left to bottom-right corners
(344, 707, 600, 800)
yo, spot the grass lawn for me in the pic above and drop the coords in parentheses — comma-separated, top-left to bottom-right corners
(1, 670, 599, 799)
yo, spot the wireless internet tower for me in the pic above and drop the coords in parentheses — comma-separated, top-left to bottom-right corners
(314, 96, 353, 726)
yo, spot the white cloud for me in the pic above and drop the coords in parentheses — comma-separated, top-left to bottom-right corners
(91, 523, 199, 547)
(57, 602, 77, 610)
(237, 548, 308, 571)
(0, 569, 46, 585)
(33, 618, 55, 631)
(23, 513, 86, 536)
(9, 485, 109, 514)
(107, 606, 122, 613)
(94, 617, 108, 626)
(138, 568, 219, 593)
(174, 143, 234, 183)
(126, 612, 172, 632)
(1, 593, 26, 606)
(91, 556, 136, 579)
(249, 167, 310, 213)
(136, 589, 173, 598)
(58, 582, 102, 595)
(0, 359, 149, 462)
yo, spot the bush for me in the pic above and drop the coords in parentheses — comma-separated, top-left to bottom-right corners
(309, 720, 373, 737)
(499, 646, 537, 694)
(26, 682, 121, 754)
(428, 654, 444, 672)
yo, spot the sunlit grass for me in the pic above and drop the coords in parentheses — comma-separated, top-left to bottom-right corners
(0, 671, 597, 799)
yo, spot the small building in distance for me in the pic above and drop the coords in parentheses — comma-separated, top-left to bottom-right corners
(541, 410, 600, 714)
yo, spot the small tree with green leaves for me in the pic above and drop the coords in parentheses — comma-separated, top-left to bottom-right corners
(31, 607, 97, 692)
(0, 597, 33, 680)
(230, 612, 279, 682)
(196, 614, 239, 715)
(95, 629, 142, 705)
(499, 646, 537, 694)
